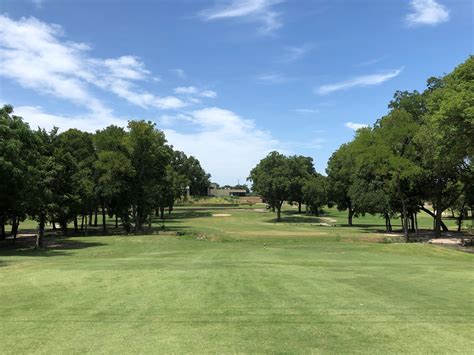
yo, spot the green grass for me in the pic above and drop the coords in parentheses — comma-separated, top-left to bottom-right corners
(1, 206, 473, 353)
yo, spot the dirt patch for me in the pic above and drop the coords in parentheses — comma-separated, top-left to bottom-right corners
(212, 214, 232, 217)
(253, 209, 267, 213)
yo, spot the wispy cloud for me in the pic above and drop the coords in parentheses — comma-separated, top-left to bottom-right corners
(256, 72, 291, 84)
(345, 122, 369, 131)
(294, 108, 319, 114)
(174, 86, 217, 98)
(316, 68, 403, 95)
(354, 57, 385, 67)
(199, 0, 284, 34)
(406, 0, 450, 26)
(171, 68, 186, 79)
(31, 0, 45, 9)
(279, 44, 313, 63)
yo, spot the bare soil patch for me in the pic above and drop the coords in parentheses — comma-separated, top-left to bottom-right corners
(212, 214, 232, 217)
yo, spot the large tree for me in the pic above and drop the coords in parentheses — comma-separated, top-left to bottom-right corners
(0, 105, 39, 242)
(128, 120, 171, 232)
(326, 143, 357, 226)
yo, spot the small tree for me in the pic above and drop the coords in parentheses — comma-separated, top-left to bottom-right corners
(248, 152, 292, 221)
(302, 174, 327, 216)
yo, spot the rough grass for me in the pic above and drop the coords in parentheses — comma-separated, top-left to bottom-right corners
(0, 206, 472, 353)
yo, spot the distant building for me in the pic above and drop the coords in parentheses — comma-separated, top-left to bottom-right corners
(207, 183, 247, 197)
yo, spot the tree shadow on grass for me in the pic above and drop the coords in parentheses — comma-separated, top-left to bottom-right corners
(0, 236, 106, 257)
(265, 211, 326, 224)
(160, 210, 213, 220)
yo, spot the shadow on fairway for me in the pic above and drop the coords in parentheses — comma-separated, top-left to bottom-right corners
(0, 237, 106, 257)
(265, 210, 326, 224)
(161, 210, 213, 220)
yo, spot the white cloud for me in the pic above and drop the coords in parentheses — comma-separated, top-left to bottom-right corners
(14, 105, 127, 133)
(171, 68, 186, 79)
(0, 14, 186, 114)
(406, 0, 449, 26)
(256, 72, 290, 84)
(354, 57, 384, 67)
(294, 108, 319, 114)
(279, 44, 313, 63)
(199, 0, 284, 34)
(174, 86, 217, 98)
(345, 122, 369, 131)
(162, 107, 279, 184)
(31, 0, 45, 9)
(102, 55, 151, 80)
(316, 68, 403, 95)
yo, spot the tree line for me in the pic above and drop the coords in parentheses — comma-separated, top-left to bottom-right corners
(249, 56, 473, 239)
(0, 112, 211, 247)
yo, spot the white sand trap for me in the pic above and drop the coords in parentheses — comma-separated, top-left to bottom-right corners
(253, 209, 267, 213)
(429, 238, 461, 245)
(320, 217, 337, 223)
(212, 214, 232, 217)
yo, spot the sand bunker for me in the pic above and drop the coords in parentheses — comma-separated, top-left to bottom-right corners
(212, 214, 232, 217)
(429, 238, 461, 245)
(320, 217, 337, 223)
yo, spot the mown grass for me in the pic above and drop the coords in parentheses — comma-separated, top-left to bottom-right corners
(0, 205, 472, 353)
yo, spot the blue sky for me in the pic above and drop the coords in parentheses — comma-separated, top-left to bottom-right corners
(0, 0, 472, 184)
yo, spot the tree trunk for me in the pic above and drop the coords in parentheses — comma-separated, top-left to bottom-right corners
(134, 206, 141, 234)
(348, 206, 354, 226)
(36, 214, 45, 249)
(84, 215, 88, 236)
(89, 211, 93, 226)
(81, 215, 85, 230)
(298, 201, 302, 214)
(276, 200, 283, 222)
(115, 214, 118, 229)
(52, 220, 56, 230)
(400, 198, 409, 242)
(0, 215, 5, 240)
(160, 207, 165, 220)
(73, 217, 78, 233)
(414, 212, 418, 237)
(457, 202, 466, 232)
(434, 199, 443, 238)
(419, 206, 448, 231)
(94, 209, 98, 227)
(101, 203, 107, 235)
(384, 213, 392, 232)
(61, 220, 67, 236)
(410, 213, 415, 232)
(12, 216, 19, 244)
